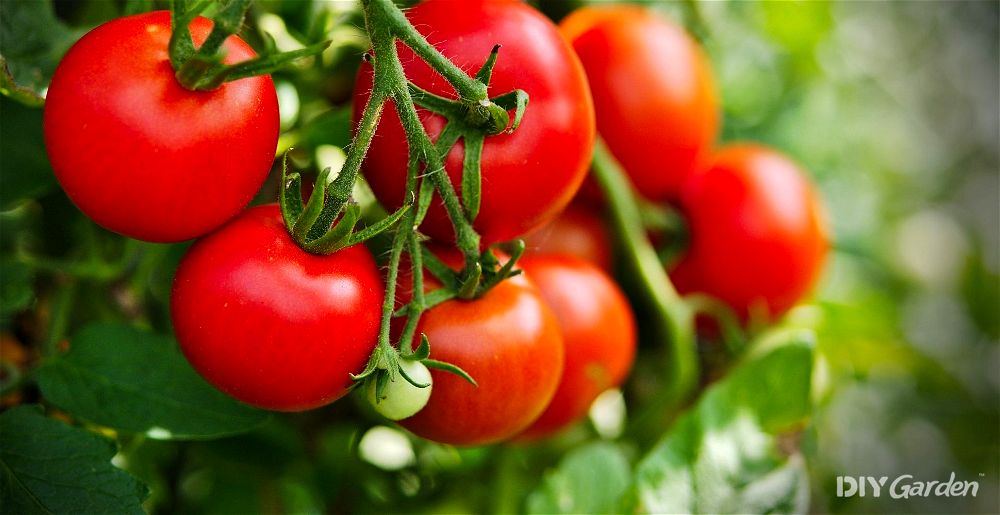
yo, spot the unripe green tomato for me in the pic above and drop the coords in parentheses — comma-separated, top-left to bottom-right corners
(367, 360, 433, 421)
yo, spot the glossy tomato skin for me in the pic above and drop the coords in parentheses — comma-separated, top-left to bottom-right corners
(522, 204, 613, 272)
(395, 250, 565, 446)
(670, 144, 829, 322)
(516, 255, 636, 440)
(171, 205, 383, 411)
(561, 5, 718, 203)
(354, 0, 595, 245)
(44, 11, 279, 243)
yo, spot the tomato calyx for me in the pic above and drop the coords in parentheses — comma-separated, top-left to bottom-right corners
(356, 331, 477, 421)
(168, 0, 329, 91)
(278, 154, 410, 255)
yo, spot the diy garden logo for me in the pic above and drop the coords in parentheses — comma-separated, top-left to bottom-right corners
(836, 473, 981, 499)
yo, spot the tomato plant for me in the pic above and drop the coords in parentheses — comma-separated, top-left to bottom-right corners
(522, 204, 613, 271)
(516, 254, 636, 440)
(43, 11, 279, 243)
(354, 0, 595, 244)
(171, 205, 383, 411)
(4, 1, 993, 514)
(669, 144, 829, 322)
(560, 5, 718, 203)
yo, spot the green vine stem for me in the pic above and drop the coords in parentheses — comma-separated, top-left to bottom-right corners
(344, 0, 528, 392)
(169, 0, 330, 91)
(589, 139, 700, 433)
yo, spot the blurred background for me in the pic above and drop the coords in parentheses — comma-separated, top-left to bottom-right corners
(675, 2, 999, 512)
(1, 0, 997, 513)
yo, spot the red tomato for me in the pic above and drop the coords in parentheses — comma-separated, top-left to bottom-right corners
(395, 249, 565, 446)
(44, 11, 279, 243)
(670, 144, 829, 322)
(354, 0, 595, 245)
(522, 204, 613, 272)
(561, 5, 718, 203)
(516, 255, 636, 440)
(171, 205, 383, 411)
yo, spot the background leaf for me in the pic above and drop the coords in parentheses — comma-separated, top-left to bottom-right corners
(526, 442, 632, 515)
(0, 97, 57, 209)
(0, 405, 148, 514)
(36, 322, 270, 439)
(0, 0, 83, 103)
(631, 330, 815, 514)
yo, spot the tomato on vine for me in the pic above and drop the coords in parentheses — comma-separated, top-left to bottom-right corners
(44, 11, 279, 243)
(393, 248, 565, 446)
(354, 0, 595, 245)
(171, 205, 383, 411)
(669, 144, 829, 323)
(516, 255, 636, 440)
(561, 5, 719, 203)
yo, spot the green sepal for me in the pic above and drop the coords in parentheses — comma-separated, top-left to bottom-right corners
(495, 239, 525, 279)
(278, 153, 304, 233)
(492, 89, 529, 133)
(220, 40, 332, 84)
(350, 345, 386, 382)
(174, 53, 225, 91)
(461, 134, 484, 222)
(292, 167, 332, 243)
(457, 261, 482, 299)
(302, 204, 360, 254)
(405, 335, 431, 361)
(424, 358, 477, 387)
(168, 0, 329, 92)
(475, 44, 501, 84)
(397, 360, 431, 389)
(348, 203, 411, 247)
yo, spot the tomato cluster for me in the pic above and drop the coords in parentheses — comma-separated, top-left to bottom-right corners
(41, 0, 828, 444)
(560, 5, 829, 327)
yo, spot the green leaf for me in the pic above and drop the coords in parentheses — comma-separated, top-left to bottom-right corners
(0, 96, 57, 208)
(630, 330, 815, 514)
(36, 322, 270, 440)
(526, 442, 632, 515)
(0, 0, 83, 103)
(0, 405, 148, 514)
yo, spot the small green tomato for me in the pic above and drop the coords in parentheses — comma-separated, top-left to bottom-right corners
(367, 359, 433, 421)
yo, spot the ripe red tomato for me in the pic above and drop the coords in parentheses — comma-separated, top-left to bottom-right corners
(522, 204, 613, 272)
(516, 255, 636, 440)
(669, 144, 829, 322)
(395, 249, 565, 446)
(171, 205, 383, 411)
(560, 5, 718, 203)
(44, 11, 279, 243)
(354, 0, 595, 245)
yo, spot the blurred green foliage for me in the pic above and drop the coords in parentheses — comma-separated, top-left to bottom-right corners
(0, 0, 996, 513)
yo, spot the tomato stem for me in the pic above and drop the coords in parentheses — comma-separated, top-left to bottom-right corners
(167, 0, 329, 91)
(590, 139, 700, 433)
